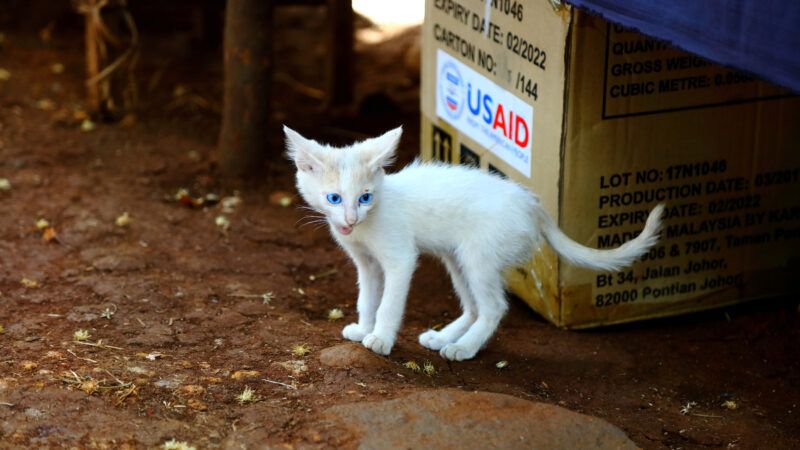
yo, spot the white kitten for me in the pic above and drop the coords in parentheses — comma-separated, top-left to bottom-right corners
(285, 126, 664, 361)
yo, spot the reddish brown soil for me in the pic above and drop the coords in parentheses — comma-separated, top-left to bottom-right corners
(0, 9, 798, 449)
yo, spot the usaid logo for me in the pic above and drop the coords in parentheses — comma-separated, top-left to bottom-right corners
(438, 61, 464, 120)
(466, 84, 530, 149)
(435, 49, 534, 178)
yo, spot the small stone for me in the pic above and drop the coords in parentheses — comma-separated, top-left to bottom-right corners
(180, 385, 206, 396)
(231, 370, 260, 380)
(187, 398, 207, 411)
(0, 178, 11, 191)
(318, 343, 392, 370)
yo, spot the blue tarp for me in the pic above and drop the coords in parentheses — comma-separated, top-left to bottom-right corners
(566, 0, 800, 92)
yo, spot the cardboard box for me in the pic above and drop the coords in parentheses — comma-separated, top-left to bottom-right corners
(420, 0, 800, 328)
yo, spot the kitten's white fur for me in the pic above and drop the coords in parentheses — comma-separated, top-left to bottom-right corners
(285, 126, 664, 361)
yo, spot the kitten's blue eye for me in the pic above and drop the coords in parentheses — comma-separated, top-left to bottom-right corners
(359, 193, 373, 205)
(326, 193, 342, 205)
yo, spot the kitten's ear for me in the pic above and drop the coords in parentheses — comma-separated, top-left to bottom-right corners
(365, 126, 403, 170)
(284, 126, 324, 173)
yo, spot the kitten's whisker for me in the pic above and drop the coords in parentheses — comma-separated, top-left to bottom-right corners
(295, 217, 313, 227)
(296, 205, 321, 214)
(297, 218, 327, 227)
(297, 215, 329, 229)
(300, 222, 330, 231)
(295, 213, 326, 227)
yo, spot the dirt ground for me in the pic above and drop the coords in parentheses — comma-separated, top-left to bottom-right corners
(1, 7, 799, 450)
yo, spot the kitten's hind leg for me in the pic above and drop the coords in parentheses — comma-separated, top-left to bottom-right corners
(419, 314, 474, 351)
(342, 251, 383, 342)
(440, 262, 507, 361)
(419, 255, 476, 351)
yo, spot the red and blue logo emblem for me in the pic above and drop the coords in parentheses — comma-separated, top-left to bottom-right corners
(439, 61, 464, 120)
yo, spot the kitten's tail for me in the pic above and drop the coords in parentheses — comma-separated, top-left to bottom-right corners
(536, 204, 665, 272)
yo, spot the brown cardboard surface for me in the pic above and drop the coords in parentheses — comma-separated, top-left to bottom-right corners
(421, 1, 800, 327)
(505, 245, 561, 324)
(421, 0, 570, 214)
(561, 12, 800, 327)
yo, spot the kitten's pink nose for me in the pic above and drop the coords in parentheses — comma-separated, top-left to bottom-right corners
(344, 210, 357, 226)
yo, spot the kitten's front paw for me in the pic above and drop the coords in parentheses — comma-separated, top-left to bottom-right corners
(342, 323, 369, 342)
(440, 343, 478, 361)
(419, 329, 448, 351)
(362, 333, 394, 356)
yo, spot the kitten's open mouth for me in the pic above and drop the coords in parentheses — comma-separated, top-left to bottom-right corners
(336, 224, 353, 235)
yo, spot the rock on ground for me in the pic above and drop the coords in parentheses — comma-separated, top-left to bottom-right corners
(315, 389, 638, 450)
(318, 343, 393, 370)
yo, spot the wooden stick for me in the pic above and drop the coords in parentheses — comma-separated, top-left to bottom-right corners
(262, 378, 297, 390)
(74, 340, 124, 350)
(84, 0, 101, 113)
